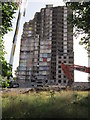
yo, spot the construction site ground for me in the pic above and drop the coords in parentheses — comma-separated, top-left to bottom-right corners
(0, 83, 90, 95)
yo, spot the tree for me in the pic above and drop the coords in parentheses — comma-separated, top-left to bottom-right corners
(66, 1, 90, 57)
(1, 57, 12, 79)
(0, 2, 18, 36)
(0, 2, 18, 87)
(0, 2, 18, 58)
(0, 36, 5, 61)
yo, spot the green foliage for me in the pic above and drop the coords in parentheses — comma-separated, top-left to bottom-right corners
(0, 57, 12, 87)
(0, 36, 6, 61)
(49, 90, 55, 103)
(0, 2, 18, 87)
(0, 75, 10, 87)
(0, 2, 18, 36)
(66, 1, 90, 56)
(1, 58, 12, 78)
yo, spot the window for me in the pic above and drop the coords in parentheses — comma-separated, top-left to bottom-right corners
(45, 80, 48, 83)
(43, 66, 48, 70)
(28, 31, 32, 34)
(58, 80, 61, 83)
(69, 56, 73, 59)
(58, 65, 61, 68)
(59, 61, 61, 63)
(64, 41, 67, 44)
(64, 21, 67, 25)
(69, 61, 73, 64)
(64, 46, 67, 49)
(59, 70, 61, 73)
(64, 50, 67, 53)
(64, 10, 67, 14)
(64, 7, 67, 10)
(58, 75, 61, 78)
(64, 80, 66, 83)
(59, 56, 61, 59)
(34, 59, 37, 62)
(35, 51, 38, 54)
(64, 14, 67, 17)
(50, 21, 52, 24)
(40, 58, 43, 62)
(59, 50, 63, 52)
(67, 50, 70, 52)
(64, 25, 67, 29)
(64, 33, 67, 37)
(64, 17, 67, 21)
(64, 75, 66, 78)
(64, 56, 66, 59)
(43, 53, 47, 57)
(64, 29, 67, 33)
(43, 58, 47, 62)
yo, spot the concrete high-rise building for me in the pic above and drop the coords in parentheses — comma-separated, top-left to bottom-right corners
(17, 5, 74, 87)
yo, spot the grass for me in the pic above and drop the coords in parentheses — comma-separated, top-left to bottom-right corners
(1, 90, 89, 119)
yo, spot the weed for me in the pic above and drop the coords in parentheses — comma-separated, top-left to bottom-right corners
(2, 91, 89, 119)
(49, 90, 55, 104)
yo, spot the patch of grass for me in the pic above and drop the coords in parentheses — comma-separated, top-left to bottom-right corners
(2, 91, 89, 119)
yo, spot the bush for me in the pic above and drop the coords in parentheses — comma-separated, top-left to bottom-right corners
(0, 75, 10, 88)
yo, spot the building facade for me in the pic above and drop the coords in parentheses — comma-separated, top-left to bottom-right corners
(18, 5, 74, 87)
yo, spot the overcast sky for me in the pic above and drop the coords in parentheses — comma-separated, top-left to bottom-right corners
(4, 0, 89, 82)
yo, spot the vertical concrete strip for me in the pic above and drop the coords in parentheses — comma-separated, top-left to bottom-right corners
(88, 47, 90, 119)
(0, 1, 2, 120)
